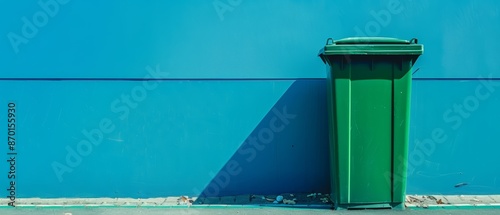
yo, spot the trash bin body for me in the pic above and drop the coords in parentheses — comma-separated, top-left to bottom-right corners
(319, 37, 423, 209)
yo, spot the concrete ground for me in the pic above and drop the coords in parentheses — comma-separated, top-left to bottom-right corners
(1, 208, 500, 215)
(2, 194, 500, 214)
(4, 194, 500, 208)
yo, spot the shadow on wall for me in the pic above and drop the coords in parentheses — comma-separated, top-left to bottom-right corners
(193, 80, 330, 199)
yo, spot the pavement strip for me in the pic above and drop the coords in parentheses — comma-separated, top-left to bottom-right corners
(1, 194, 500, 210)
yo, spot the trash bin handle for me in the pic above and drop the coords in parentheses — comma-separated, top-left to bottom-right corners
(326, 37, 418, 44)
(325, 38, 334, 45)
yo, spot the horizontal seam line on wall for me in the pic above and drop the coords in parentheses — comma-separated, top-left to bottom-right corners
(0, 78, 325, 81)
(1, 78, 499, 81)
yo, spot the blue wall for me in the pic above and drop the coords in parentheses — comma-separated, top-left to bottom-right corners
(0, 0, 499, 198)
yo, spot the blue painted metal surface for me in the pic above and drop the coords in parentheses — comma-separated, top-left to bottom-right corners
(1, 0, 499, 78)
(408, 79, 500, 195)
(0, 0, 499, 198)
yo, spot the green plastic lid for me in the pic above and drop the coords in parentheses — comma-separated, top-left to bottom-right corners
(318, 37, 423, 57)
(334, 37, 411, 45)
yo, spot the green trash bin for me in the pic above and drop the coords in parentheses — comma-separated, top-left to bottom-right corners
(318, 37, 423, 209)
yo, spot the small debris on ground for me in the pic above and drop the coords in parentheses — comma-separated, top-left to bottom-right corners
(427, 195, 437, 201)
(283, 199, 296, 205)
(273, 195, 284, 204)
(407, 196, 423, 203)
(307, 193, 321, 198)
(247, 193, 333, 205)
(177, 196, 193, 207)
(471, 198, 481, 202)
